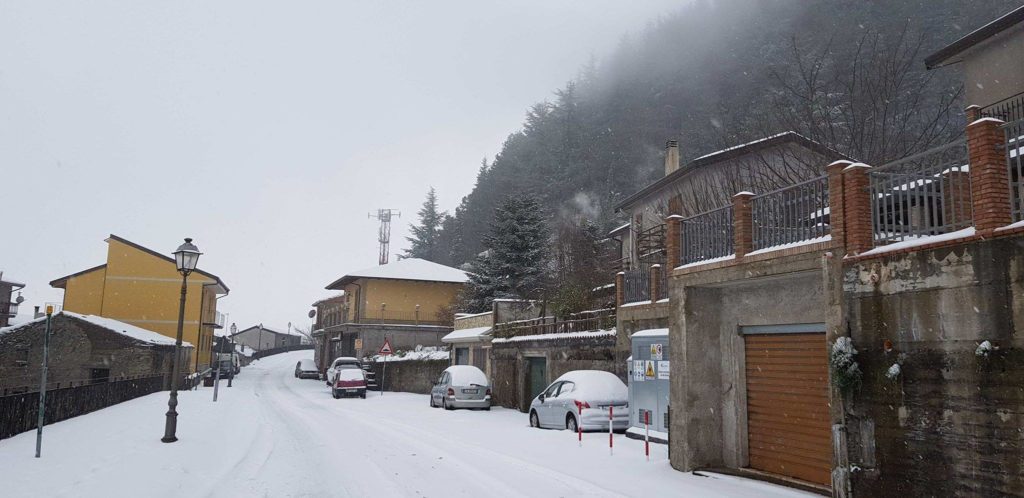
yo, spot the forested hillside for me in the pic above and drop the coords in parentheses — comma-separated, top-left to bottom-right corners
(429, 0, 1021, 267)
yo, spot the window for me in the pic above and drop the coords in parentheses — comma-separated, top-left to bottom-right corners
(556, 381, 575, 397)
(455, 347, 469, 365)
(543, 381, 561, 398)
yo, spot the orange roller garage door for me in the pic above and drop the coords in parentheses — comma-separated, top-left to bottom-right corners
(744, 331, 831, 487)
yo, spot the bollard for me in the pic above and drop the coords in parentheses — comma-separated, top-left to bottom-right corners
(578, 402, 583, 447)
(644, 410, 650, 461)
(609, 406, 614, 456)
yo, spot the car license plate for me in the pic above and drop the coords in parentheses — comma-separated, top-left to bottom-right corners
(463, 389, 478, 394)
(346, 389, 357, 393)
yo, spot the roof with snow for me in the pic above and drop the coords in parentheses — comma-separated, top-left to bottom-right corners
(326, 258, 469, 290)
(232, 325, 301, 337)
(925, 5, 1024, 69)
(442, 326, 492, 344)
(0, 311, 191, 347)
(615, 131, 847, 212)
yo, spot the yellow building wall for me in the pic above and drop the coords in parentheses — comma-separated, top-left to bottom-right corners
(61, 238, 220, 370)
(62, 266, 107, 315)
(356, 278, 461, 323)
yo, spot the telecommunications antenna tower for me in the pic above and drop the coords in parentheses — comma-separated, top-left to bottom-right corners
(369, 209, 400, 265)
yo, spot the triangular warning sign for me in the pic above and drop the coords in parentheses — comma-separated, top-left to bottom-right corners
(378, 338, 394, 356)
(645, 360, 655, 379)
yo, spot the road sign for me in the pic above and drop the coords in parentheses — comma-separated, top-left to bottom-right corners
(378, 338, 393, 356)
(650, 343, 663, 361)
(354, 338, 363, 350)
(644, 360, 656, 379)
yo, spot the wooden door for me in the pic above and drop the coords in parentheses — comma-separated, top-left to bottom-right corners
(744, 332, 831, 486)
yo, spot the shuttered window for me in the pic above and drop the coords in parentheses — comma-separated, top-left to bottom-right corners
(744, 332, 831, 487)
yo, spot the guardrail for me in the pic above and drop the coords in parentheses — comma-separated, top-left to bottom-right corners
(869, 139, 971, 245)
(680, 204, 734, 264)
(752, 175, 830, 250)
(1004, 118, 1024, 223)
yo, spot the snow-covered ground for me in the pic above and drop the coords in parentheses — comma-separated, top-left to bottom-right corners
(0, 351, 815, 498)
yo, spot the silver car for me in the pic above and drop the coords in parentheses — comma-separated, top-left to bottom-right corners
(528, 370, 629, 432)
(430, 365, 491, 410)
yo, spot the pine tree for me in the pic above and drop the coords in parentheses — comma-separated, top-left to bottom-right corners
(461, 195, 549, 312)
(403, 187, 446, 262)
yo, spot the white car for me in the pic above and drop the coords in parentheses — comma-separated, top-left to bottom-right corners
(528, 370, 629, 432)
(325, 357, 363, 385)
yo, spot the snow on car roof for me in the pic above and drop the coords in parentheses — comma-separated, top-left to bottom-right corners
(554, 370, 627, 401)
(298, 359, 316, 369)
(336, 369, 365, 381)
(445, 365, 489, 386)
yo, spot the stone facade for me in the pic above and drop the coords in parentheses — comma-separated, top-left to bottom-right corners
(0, 314, 185, 393)
(371, 358, 448, 395)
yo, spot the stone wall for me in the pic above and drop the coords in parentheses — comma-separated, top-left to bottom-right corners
(370, 359, 448, 394)
(840, 236, 1024, 496)
(330, 324, 451, 360)
(491, 333, 623, 412)
(0, 314, 181, 392)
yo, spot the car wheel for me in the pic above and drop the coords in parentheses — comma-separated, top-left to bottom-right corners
(332, 389, 339, 399)
(530, 410, 540, 428)
(483, 406, 491, 411)
(360, 393, 366, 399)
(429, 395, 436, 408)
(443, 398, 454, 411)
(566, 414, 578, 433)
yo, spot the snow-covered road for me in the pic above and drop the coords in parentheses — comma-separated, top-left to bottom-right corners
(0, 351, 816, 498)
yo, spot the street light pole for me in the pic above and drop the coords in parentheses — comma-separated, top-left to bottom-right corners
(257, 323, 264, 358)
(34, 305, 54, 458)
(162, 238, 201, 444)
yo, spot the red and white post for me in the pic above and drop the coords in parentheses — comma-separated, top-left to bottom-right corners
(577, 403, 583, 447)
(609, 406, 614, 456)
(644, 410, 650, 461)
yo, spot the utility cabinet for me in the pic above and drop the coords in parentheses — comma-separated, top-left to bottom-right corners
(627, 328, 670, 440)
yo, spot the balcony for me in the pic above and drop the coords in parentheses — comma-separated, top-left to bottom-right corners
(1, 301, 18, 318)
(356, 309, 448, 327)
(203, 310, 226, 329)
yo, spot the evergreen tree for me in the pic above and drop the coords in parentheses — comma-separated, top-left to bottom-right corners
(461, 195, 549, 312)
(403, 187, 446, 261)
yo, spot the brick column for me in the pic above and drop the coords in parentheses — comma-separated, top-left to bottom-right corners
(842, 163, 873, 254)
(665, 215, 683, 269)
(649, 264, 661, 301)
(965, 104, 981, 123)
(967, 115, 1011, 232)
(732, 192, 755, 258)
(615, 271, 625, 308)
(826, 160, 852, 252)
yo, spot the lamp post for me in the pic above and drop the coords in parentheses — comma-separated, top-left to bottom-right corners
(162, 238, 201, 443)
(228, 323, 237, 388)
(257, 323, 264, 357)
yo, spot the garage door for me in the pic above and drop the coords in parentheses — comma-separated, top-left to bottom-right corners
(744, 331, 831, 487)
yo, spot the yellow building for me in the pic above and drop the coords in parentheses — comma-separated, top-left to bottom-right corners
(315, 258, 467, 368)
(50, 235, 229, 371)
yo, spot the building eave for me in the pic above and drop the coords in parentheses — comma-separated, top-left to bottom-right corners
(925, 5, 1024, 69)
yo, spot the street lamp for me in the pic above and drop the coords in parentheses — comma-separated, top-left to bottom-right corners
(162, 238, 201, 443)
(228, 323, 237, 388)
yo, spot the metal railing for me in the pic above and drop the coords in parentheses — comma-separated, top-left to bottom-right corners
(752, 175, 830, 250)
(680, 205, 734, 264)
(869, 139, 972, 246)
(203, 310, 225, 329)
(492, 308, 616, 339)
(1004, 118, 1024, 223)
(0, 301, 17, 318)
(636, 224, 666, 266)
(653, 265, 668, 301)
(982, 91, 1024, 123)
(622, 268, 650, 304)
(358, 309, 449, 327)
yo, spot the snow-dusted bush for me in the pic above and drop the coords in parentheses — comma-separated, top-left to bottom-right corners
(830, 336, 862, 392)
(885, 363, 901, 380)
(975, 340, 994, 358)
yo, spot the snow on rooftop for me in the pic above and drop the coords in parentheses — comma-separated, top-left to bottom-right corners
(691, 132, 795, 162)
(442, 326, 492, 343)
(0, 311, 190, 347)
(336, 258, 469, 284)
(491, 329, 615, 344)
(372, 347, 449, 363)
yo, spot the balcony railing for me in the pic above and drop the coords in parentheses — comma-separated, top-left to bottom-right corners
(203, 310, 225, 329)
(1, 301, 17, 318)
(492, 308, 615, 339)
(1004, 118, 1024, 223)
(869, 139, 972, 246)
(752, 175, 830, 251)
(981, 91, 1024, 123)
(358, 309, 449, 327)
(680, 205, 734, 264)
(622, 268, 650, 304)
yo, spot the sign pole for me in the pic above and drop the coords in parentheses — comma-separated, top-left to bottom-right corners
(378, 337, 393, 397)
(381, 353, 386, 397)
(35, 306, 54, 458)
(609, 406, 614, 456)
(644, 410, 650, 462)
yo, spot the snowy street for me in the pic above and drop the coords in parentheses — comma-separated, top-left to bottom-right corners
(0, 352, 815, 498)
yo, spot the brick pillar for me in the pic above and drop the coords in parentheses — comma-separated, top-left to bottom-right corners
(826, 161, 851, 252)
(965, 104, 981, 123)
(842, 163, 873, 254)
(967, 116, 1011, 232)
(732, 192, 755, 258)
(615, 271, 625, 308)
(649, 264, 661, 302)
(665, 215, 683, 269)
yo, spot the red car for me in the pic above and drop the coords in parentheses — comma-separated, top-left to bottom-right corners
(332, 368, 367, 399)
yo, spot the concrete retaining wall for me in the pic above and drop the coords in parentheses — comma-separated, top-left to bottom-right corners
(371, 359, 448, 395)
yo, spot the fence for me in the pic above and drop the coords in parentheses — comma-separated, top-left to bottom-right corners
(251, 343, 314, 360)
(681, 205, 734, 264)
(622, 268, 650, 304)
(492, 308, 616, 339)
(653, 265, 668, 301)
(869, 139, 972, 245)
(357, 309, 449, 327)
(636, 224, 666, 266)
(1005, 118, 1024, 223)
(982, 91, 1024, 123)
(0, 374, 165, 440)
(752, 175, 830, 250)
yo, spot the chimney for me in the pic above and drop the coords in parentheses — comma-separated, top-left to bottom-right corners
(665, 140, 680, 176)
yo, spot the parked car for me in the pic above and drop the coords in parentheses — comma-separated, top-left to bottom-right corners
(430, 365, 491, 410)
(326, 357, 363, 385)
(528, 370, 629, 432)
(212, 353, 234, 379)
(332, 368, 367, 399)
(295, 359, 319, 379)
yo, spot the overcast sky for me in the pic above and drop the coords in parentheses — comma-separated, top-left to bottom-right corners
(1, 1, 682, 331)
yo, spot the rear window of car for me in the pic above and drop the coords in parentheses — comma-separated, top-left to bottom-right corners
(337, 369, 364, 381)
(447, 366, 488, 386)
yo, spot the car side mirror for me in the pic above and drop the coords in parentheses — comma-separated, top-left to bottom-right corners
(539, 394, 545, 403)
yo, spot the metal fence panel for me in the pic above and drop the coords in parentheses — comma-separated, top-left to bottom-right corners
(680, 205, 734, 264)
(622, 268, 650, 303)
(869, 139, 971, 246)
(1005, 118, 1024, 223)
(752, 176, 830, 250)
